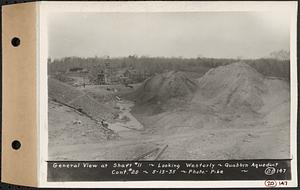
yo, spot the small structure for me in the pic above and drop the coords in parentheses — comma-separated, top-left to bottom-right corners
(123, 70, 132, 78)
(123, 69, 147, 83)
(69, 67, 84, 73)
(96, 70, 106, 85)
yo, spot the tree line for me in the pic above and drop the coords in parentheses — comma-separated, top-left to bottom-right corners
(48, 56, 290, 80)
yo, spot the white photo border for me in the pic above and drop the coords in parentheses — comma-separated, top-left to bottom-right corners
(38, 1, 298, 188)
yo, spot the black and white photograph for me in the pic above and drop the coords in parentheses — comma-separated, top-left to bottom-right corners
(48, 11, 291, 161)
(42, 1, 297, 186)
(1, 1, 298, 188)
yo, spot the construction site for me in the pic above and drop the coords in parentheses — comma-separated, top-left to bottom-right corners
(48, 60, 290, 161)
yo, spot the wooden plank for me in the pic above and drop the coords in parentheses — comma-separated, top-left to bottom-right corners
(154, 145, 168, 160)
(132, 147, 159, 161)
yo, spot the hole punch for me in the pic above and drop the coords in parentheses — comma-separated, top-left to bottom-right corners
(11, 37, 21, 47)
(11, 140, 21, 150)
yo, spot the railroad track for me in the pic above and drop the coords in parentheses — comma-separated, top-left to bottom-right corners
(132, 144, 168, 161)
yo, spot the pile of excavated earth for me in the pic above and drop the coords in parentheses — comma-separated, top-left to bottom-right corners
(48, 78, 116, 121)
(133, 62, 290, 131)
(134, 71, 198, 104)
(195, 62, 266, 113)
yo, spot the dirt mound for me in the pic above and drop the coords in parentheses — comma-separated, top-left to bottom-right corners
(48, 78, 84, 102)
(48, 78, 115, 121)
(134, 71, 198, 104)
(260, 78, 290, 128)
(194, 62, 267, 113)
(137, 62, 289, 134)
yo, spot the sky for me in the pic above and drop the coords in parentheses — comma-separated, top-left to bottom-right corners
(48, 12, 290, 59)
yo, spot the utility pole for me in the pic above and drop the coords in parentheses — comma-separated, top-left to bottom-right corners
(105, 56, 111, 84)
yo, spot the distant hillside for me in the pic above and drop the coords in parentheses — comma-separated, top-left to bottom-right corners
(245, 59, 290, 80)
(48, 56, 290, 81)
(269, 50, 290, 60)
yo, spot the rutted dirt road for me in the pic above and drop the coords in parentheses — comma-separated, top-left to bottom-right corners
(107, 100, 143, 138)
